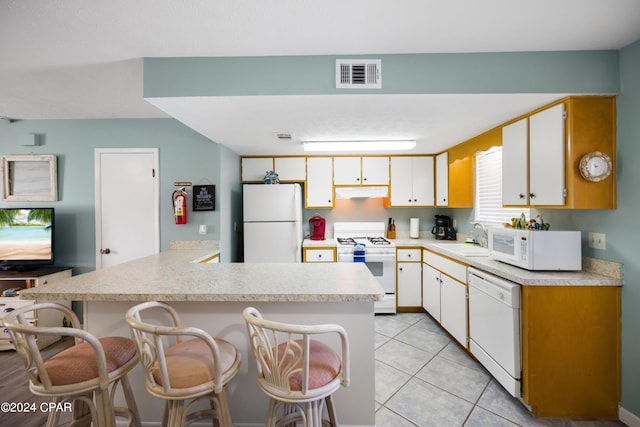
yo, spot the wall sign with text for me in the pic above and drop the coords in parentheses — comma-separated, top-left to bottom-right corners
(193, 185, 215, 211)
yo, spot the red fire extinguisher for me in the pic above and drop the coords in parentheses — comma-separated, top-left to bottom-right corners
(172, 188, 187, 225)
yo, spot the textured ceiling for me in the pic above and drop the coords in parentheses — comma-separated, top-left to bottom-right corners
(1, 0, 639, 154)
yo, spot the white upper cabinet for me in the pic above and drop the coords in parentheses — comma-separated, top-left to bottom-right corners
(241, 157, 273, 182)
(361, 156, 390, 185)
(306, 157, 333, 208)
(274, 157, 306, 181)
(502, 104, 565, 206)
(502, 118, 530, 206)
(435, 152, 449, 207)
(389, 156, 434, 207)
(333, 156, 389, 185)
(333, 157, 362, 185)
(529, 104, 565, 206)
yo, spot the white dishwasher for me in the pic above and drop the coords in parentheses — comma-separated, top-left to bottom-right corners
(468, 267, 522, 397)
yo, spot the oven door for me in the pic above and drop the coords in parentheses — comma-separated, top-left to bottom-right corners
(338, 251, 397, 313)
(337, 252, 395, 293)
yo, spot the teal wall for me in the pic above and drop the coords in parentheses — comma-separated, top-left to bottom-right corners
(568, 39, 640, 417)
(0, 118, 240, 272)
(144, 51, 620, 97)
(616, 39, 640, 416)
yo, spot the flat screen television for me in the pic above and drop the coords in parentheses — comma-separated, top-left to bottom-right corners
(0, 208, 54, 270)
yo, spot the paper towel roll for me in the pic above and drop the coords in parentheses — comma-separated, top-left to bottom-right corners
(410, 218, 420, 238)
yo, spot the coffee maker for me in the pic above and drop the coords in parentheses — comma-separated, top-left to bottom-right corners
(432, 215, 457, 240)
(309, 215, 326, 240)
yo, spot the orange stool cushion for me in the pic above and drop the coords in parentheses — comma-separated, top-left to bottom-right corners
(276, 339, 341, 391)
(152, 338, 238, 389)
(44, 336, 136, 386)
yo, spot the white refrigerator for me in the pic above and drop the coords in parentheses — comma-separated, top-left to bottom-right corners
(243, 183, 303, 262)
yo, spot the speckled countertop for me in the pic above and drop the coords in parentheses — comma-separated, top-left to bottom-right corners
(20, 250, 385, 302)
(303, 233, 623, 287)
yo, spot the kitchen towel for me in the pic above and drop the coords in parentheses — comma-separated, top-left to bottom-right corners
(410, 218, 420, 238)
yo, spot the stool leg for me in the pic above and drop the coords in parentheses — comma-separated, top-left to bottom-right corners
(166, 399, 186, 427)
(95, 388, 116, 427)
(216, 389, 233, 427)
(119, 374, 140, 427)
(305, 400, 325, 427)
(266, 399, 279, 427)
(324, 395, 338, 427)
(45, 397, 61, 427)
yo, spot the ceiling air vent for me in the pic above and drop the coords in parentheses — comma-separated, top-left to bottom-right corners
(274, 132, 294, 141)
(336, 59, 381, 89)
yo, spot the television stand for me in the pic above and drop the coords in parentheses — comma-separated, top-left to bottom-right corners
(0, 267, 72, 351)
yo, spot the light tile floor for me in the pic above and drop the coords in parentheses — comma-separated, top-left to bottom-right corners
(374, 312, 625, 427)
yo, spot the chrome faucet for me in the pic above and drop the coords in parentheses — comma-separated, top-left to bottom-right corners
(471, 222, 489, 248)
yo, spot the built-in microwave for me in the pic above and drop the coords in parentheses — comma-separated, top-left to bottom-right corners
(488, 228, 582, 271)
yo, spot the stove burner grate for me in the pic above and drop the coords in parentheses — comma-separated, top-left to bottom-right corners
(367, 236, 391, 245)
(336, 237, 356, 245)
(336, 236, 392, 246)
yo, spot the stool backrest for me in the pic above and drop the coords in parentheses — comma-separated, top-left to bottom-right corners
(2, 302, 111, 392)
(125, 301, 225, 397)
(242, 307, 350, 401)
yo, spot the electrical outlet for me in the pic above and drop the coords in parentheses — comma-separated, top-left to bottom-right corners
(588, 232, 606, 250)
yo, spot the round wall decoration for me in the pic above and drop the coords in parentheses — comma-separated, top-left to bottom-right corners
(579, 151, 612, 182)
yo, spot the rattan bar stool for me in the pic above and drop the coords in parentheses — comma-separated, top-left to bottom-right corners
(125, 301, 241, 427)
(242, 307, 350, 427)
(2, 302, 140, 427)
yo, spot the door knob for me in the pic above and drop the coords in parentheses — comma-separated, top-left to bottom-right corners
(100, 248, 111, 254)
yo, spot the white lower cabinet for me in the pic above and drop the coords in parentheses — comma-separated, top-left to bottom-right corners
(422, 264, 441, 321)
(423, 249, 469, 348)
(397, 248, 422, 308)
(440, 274, 468, 347)
(397, 262, 422, 307)
(303, 248, 336, 263)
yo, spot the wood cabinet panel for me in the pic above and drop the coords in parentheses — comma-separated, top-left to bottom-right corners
(521, 285, 620, 417)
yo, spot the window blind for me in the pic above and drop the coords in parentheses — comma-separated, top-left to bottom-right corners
(475, 146, 529, 225)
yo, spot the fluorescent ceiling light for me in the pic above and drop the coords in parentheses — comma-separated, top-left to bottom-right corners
(303, 140, 416, 152)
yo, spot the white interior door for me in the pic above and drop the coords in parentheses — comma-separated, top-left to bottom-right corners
(95, 148, 159, 269)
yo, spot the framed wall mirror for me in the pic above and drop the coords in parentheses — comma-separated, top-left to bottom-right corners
(2, 154, 58, 201)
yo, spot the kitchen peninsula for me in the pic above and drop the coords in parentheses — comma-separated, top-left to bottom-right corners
(21, 250, 384, 426)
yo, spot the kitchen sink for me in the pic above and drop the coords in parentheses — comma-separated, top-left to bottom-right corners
(432, 243, 489, 257)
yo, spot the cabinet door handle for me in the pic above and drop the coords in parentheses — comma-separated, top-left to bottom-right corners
(530, 193, 536, 199)
(100, 248, 111, 254)
(519, 194, 526, 199)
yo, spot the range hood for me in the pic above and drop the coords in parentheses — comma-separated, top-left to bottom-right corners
(335, 186, 389, 199)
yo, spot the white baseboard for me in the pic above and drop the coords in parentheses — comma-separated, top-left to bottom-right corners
(620, 405, 640, 427)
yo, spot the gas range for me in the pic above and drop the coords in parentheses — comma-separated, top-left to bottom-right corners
(334, 222, 396, 254)
(334, 222, 397, 314)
